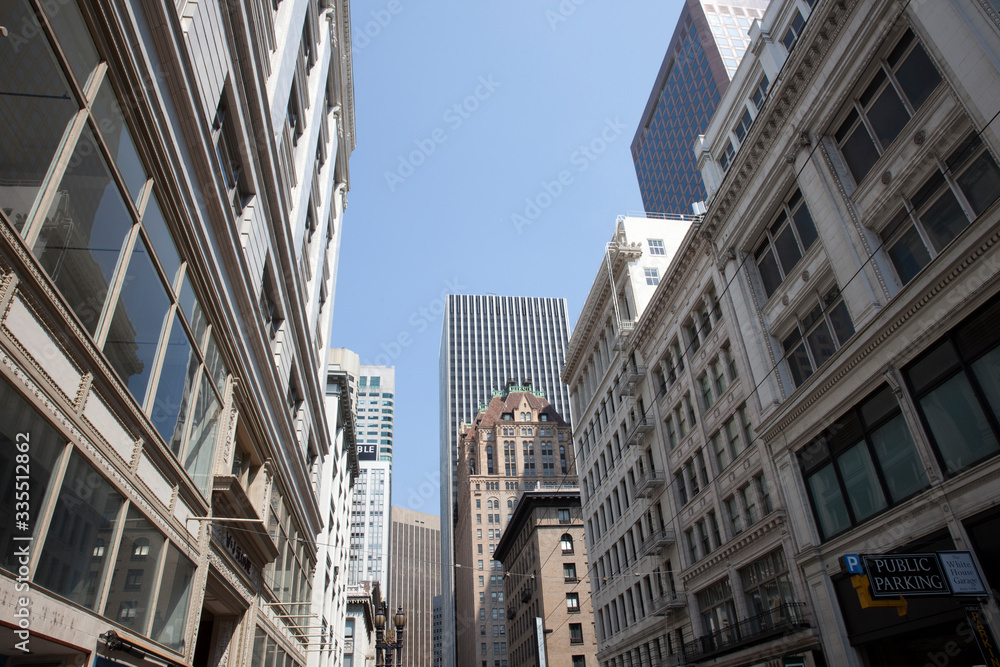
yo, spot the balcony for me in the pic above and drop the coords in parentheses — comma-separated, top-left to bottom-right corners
(650, 590, 686, 616)
(638, 528, 676, 557)
(676, 602, 811, 663)
(634, 470, 665, 498)
(620, 364, 646, 396)
(624, 416, 654, 446)
(613, 320, 635, 351)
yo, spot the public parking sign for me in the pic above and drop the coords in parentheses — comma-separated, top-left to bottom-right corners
(862, 554, 950, 597)
(843, 551, 988, 598)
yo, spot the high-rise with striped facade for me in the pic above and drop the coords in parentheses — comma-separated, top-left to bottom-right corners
(438, 294, 573, 667)
(387, 507, 441, 667)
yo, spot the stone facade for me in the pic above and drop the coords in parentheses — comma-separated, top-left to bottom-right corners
(0, 0, 356, 665)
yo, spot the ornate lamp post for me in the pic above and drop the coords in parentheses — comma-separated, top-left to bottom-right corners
(374, 601, 406, 666)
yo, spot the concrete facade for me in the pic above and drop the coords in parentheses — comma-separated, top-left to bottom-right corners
(495, 490, 598, 667)
(387, 507, 441, 667)
(0, 0, 356, 665)
(571, 0, 1000, 665)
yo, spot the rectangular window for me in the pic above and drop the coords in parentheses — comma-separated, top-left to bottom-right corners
(733, 106, 753, 142)
(725, 496, 743, 535)
(720, 139, 735, 171)
(645, 268, 660, 286)
(904, 300, 1000, 475)
(566, 593, 580, 612)
(800, 384, 929, 540)
(648, 239, 666, 255)
(880, 133, 1000, 285)
(782, 285, 855, 387)
(754, 189, 819, 299)
(751, 74, 770, 111)
(569, 623, 584, 644)
(834, 29, 942, 183)
(782, 10, 805, 51)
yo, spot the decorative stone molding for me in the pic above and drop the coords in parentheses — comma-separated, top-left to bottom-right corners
(682, 512, 786, 583)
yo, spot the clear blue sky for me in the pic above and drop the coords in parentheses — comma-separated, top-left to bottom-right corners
(330, 0, 684, 515)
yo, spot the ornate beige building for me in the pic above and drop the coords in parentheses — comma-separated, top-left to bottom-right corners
(454, 385, 577, 667)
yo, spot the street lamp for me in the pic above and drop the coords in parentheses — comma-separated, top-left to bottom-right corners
(373, 601, 406, 667)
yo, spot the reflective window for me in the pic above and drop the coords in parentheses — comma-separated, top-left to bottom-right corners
(834, 30, 942, 183)
(0, 0, 79, 232)
(754, 189, 818, 299)
(905, 299, 1000, 475)
(880, 133, 1000, 286)
(35, 451, 124, 610)
(782, 285, 855, 387)
(33, 125, 133, 335)
(151, 543, 196, 650)
(0, 378, 66, 573)
(800, 385, 928, 540)
(105, 507, 165, 630)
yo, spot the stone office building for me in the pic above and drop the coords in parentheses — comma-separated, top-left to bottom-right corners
(567, 0, 1000, 665)
(0, 0, 356, 665)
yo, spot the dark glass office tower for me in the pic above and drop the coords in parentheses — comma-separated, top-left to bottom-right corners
(438, 294, 572, 666)
(631, 0, 769, 215)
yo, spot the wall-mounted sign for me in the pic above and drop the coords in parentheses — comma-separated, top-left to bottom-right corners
(843, 551, 987, 599)
(213, 525, 257, 580)
(940, 551, 989, 596)
(862, 554, 950, 597)
(536, 617, 547, 667)
(357, 443, 378, 461)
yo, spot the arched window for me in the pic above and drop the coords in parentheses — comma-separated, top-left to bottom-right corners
(560, 445, 568, 474)
(507, 499, 513, 508)
(486, 445, 494, 475)
(561, 534, 574, 554)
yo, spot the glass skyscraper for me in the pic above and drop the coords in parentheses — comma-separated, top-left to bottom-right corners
(631, 0, 769, 215)
(438, 294, 572, 667)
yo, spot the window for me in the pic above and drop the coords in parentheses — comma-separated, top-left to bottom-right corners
(781, 10, 805, 51)
(834, 29, 942, 183)
(211, 99, 251, 216)
(733, 106, 753, 142)
(880, 133, 1000, 285)
(697, 578, 737, 639)
(725, 495, 743, 535)
(566, 593, 580, 612)
(645, 268, 660, 286)
(782, 285, 855, 387)
(573, 656, 587, 667)
(561, 534, 574, 554)
(698, 372, 714, 409)
(720, 139, 735, 171)
(740, 549, 795, 623)
(904, 300, 1000, 475)
(564, 563, 578, 581)
(559, 509, 571, 524)
(800, 384, 929, 540)
(754, 189, 818, 298)
(648, 239, 666, 255)
(750, 74, 770, 111)
(569, 623, 584, 644)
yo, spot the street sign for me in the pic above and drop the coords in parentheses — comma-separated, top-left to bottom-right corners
(862, 554, 950, 598)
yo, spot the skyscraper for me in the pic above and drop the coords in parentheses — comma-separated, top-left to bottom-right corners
(631, 0, 768, 215)
(349, 364, 396, 588)
(439, 294, 573, 667)
(387, 507, 442, 667)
